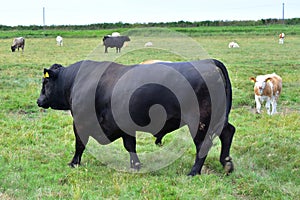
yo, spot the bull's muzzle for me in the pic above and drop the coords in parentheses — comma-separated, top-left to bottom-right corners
(37, 98, 49, 109)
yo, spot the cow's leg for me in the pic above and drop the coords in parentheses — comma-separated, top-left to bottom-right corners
(266, 99, 271, 115)
(188, 129, 207, 176)
(122, 134, 141, 170)
(271, 98, 277, 115)
(105, 47, 108, 53)
(219, 123, 235, 175)
(255, 95, 261, 114)
(69, 122, 88, 167)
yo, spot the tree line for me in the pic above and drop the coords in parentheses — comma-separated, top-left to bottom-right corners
(0, 18, 299, 31)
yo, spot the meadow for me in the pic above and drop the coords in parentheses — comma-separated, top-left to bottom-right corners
(0, 26, 299, 199)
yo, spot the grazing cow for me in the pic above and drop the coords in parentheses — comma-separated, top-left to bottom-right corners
(279, 33, 285, 44)
(144, 42, 153, 47)
(37, 59, 235, 176)
(11, 37, 25, 52)
(56, 36, 63, 46)
(250, 73, 282, 115)
(228, 42, 239, 48)
(103, 35, 130, 53)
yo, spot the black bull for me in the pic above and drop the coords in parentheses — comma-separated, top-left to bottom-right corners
(37, 59, 235, 176)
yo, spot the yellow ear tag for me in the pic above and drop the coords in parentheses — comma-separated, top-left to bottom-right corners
(44, 72, 49, 78)
(267, 79, 271, 83)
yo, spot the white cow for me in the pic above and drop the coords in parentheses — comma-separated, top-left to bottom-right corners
(228, 42, 239, 48)
(56, 36, 63, 46)
(250, 73, 282, 115)
(144, 42, 153, 47)
(111, 32, 121, 37)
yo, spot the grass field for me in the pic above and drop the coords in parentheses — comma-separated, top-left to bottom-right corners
(0, 26, 299, 199)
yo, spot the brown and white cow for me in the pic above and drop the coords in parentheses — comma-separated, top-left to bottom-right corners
(140, 60, 172, 64)
(250, 73, 282, 115)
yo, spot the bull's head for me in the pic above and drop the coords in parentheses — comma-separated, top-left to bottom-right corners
(37, 64, 69, 110)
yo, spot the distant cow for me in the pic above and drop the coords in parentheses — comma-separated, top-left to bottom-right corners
(37, 59, 235, 176)
(111, 32, 120, 37)
(103, 35, 130, 53)
(11, 37, 25, 52)
(56, 36, 63, 46)
(279, 33, 285, 44)
(250, 73, 282, 115)
(144, 42, 153, 47)
(140, 60, 172, 64)
(228, 42, 239, 48)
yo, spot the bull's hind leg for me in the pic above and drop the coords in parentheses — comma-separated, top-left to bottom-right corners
(188, 130, 207, 176)
(122, 134, 141, 170)
(219, 123, 235, 175)
(69, 122, 88, 167)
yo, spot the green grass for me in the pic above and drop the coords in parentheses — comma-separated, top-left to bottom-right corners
(0, 26, 299, 199)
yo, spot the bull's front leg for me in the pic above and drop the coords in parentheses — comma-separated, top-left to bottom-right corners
(69, 122, 88, 167)
(122, 134, 141, 170)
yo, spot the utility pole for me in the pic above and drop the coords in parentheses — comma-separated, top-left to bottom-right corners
(282, 3, 285, 24)
(43, 7, 46, 29)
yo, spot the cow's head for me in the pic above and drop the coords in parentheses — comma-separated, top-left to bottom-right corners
(123, 36, 130, 42)
(11, 46, 16, 52)
(37, 64, 69, 110)
(250, 76, 271, 95)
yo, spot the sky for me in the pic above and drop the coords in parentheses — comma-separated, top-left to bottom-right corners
(0, 0, 299, 26)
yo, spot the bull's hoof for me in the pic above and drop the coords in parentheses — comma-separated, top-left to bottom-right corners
(155, 138, 163, 146)
(224, 156, 234, 175)
(131, 162, 142, 171)
(187, 171, 200, 177)
(68, 162, 80, 168)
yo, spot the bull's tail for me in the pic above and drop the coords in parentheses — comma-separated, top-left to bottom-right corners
(212, 59, 233, 125)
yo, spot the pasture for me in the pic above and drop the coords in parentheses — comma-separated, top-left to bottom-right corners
(0, 26, 299, 199)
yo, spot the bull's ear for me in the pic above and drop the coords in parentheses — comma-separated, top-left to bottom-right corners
(44, 68, 50, 78)
(43, 68, 58, 79)
(250, 77, 256, 83)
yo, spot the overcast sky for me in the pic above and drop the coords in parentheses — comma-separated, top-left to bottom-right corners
(0, 0, 299, 26)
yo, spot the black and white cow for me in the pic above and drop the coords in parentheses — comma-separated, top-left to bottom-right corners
(11, 37, 25, 52)
(37, 59, 235, 176)
(103, 35, 130, 53)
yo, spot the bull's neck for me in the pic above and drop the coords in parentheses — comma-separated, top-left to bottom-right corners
(58, 66, 78, 110)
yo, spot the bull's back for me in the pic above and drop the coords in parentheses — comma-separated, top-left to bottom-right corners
(94, 60, 232, 134)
